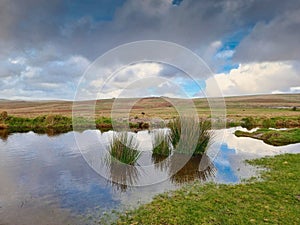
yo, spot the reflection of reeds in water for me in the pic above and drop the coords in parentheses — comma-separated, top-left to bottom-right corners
(107, 132, 140, 165)
(169, 153, 216, 184)
(108, 161, 140, 192)
(151, 154, 170, 171)
(45, 128, 63, 137)
(168, 117, 212, 155)
(0, 129, 8, 141)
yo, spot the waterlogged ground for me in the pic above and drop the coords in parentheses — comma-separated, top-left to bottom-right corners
(0, 127, 299, 225)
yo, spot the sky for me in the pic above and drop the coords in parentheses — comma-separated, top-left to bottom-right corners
(0, 0, 300, 100)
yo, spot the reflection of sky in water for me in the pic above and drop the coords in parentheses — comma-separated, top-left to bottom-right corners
(0, 132, 119, 217)
(1, 128, 300, 224)
(53, 170, 119, 214)
(214, 144, 239, 183)
(58, 183, 118, 214)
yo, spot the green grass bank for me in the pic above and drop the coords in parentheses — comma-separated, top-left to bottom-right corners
(0, 111, 153, 133)
(116, 153, 300, 224)
(235, 128, 300, 146)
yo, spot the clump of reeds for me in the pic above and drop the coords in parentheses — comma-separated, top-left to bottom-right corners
(168, 117, 181, 148)
(168, 117, 212, 155)
(194, 120, 212, 155)
(152, 130, 171, 157)
(108, 132, 140, 165)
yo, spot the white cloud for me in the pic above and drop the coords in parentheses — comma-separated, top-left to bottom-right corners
(8, 57, 26, 65)
(0, 55, 91, 100)
(78, 62, 195, 99)
(21, 66, 41, 78)
(215, 50, 235, 59)
(206, 61, 300, 96)
(290, 86, 300, 92)
(39, 82, 61, 89)
(88, 63, 163, 96)
(114, 63, 162, 82)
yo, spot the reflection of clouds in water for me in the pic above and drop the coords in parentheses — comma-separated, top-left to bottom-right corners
(1, 128, 300, 224)
(136, 130, 153, 152)
(222, 127, 300, 156)
(0, 131, 116, 217)
(213, 144, 239, 183)
(0, 152, 17, 204)
(0, 197, 81, 225)
(0, 144, 81, 224)
(209, 127, 300, 183)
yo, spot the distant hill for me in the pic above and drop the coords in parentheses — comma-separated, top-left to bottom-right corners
(0, 94, 299, 119)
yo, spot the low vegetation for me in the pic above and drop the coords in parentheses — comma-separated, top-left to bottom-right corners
(152, 130, 171, 157)
(116, 153, 300, 224)
(168, 117, 212, 155)
(0, 114, 73, 133)
(240, 116, 300, 130)
(0, 111, 155, 134)
(0, 112, 120, 133)
(235, 128, 300, 146)
(108, 132, 140, 165)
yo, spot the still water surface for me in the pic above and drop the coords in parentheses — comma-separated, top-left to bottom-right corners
(0, 127, 299, 224)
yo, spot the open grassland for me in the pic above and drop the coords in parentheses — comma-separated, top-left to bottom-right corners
(0, 94, 299, 120)
(115, 153, 300, 225)
(0, 94, 299, 134)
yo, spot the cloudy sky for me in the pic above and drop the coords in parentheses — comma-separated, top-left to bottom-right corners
(0, 0, 300, 100)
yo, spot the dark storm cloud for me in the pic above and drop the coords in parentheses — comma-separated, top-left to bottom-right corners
(233, 8, 300, 62)
(0, 0, 234, 60)
(0, 0, 65, 51)
(0, 0, 300, 99)
(2, 0, 300, 60)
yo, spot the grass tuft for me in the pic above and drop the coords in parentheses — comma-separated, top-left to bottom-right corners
(108, 132, 140, 165)
(168, 117, 212, 155)
(152, 130, 171, 157)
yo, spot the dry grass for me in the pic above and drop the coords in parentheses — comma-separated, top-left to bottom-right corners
(0, 94, 299, 120)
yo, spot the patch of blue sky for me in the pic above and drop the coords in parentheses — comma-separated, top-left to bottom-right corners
(221, 64, 239, 73)
(140, 79, 203, 98)
(58, 183, 120, 213)
(172, 0, 184, 6)
(180, 79, 206, 98)
(219, 27, 252, 52)
(214, 27, 252, 73)
(146, 87, 158, 96)
(65, 0, 126, 22)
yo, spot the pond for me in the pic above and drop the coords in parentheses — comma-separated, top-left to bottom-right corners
(0, 127, 299, 225)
